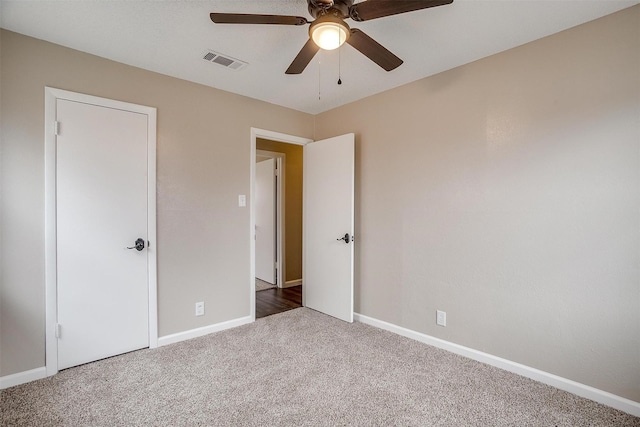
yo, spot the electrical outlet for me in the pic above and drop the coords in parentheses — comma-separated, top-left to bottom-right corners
(195, 301, 205, 316)
(436, 310, 446, 327)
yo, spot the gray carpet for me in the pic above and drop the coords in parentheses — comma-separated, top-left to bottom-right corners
(1, 308, 638, 426)
(255, 278, 276, 292)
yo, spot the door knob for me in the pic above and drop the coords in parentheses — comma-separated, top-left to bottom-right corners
(127, 238, 145, 251)
(337, 233, 351, 244)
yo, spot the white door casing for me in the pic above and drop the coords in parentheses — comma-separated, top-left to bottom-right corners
(303, 134, 355, 323)
(45, 88, 157, 375)
(255, 158, 277, 284)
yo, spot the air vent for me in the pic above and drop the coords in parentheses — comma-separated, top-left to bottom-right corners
(202, 50, 248, 71)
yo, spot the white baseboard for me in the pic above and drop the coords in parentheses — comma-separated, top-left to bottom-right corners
(158, 315, 252, 347)
(0, 366, 47, 390)
(354, 312, 640, 418)
(282, 279, 302, 288)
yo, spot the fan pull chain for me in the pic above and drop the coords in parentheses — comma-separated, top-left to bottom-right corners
(337, 32, 343, 85)
(318, 59, 321, 100)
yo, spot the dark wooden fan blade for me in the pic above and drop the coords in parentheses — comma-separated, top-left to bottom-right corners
(285, 38, 320, 74)
(210, 13, 308, 25)
(346, 29, 403, 71)
(349, 0, 453, 22)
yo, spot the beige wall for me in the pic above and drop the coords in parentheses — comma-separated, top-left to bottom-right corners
(0, 29, 314, 376)
(315, 6, 640, 402)
(256, 139, 303, 282)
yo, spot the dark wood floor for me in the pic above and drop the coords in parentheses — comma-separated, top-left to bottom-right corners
(256, 285, 302, 319)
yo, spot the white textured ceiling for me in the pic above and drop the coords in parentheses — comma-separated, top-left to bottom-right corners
(1, 0, 637, 114)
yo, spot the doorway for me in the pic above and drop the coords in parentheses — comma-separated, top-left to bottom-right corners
(254, 145, 303, 316)
(254, 141, 304, 318)
(251, 129, 311, 320)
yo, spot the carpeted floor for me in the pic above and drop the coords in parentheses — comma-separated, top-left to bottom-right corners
(1, 308, 638, 426)
(255, 278, 276, 292)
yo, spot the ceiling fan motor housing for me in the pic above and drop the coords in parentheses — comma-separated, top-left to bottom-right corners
(310, 0, 335, 6)
(308, 0, 353, 19)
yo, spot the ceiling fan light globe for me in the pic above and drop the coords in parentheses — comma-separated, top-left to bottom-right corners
(311, 22, 349, 50)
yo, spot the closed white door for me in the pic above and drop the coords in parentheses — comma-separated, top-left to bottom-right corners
(56, 98, 149, 370)
(304, 134, 355, 322)
(255, 158, 277, 284)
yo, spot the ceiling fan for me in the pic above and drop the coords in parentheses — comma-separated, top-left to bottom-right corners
(210, 0, 453, 75)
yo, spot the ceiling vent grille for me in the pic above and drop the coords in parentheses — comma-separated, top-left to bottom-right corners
(202, 50, 248, 71)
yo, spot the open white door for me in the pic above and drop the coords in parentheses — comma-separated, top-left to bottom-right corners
(255, 158, 277, 284)
(303, 133, 355, 323)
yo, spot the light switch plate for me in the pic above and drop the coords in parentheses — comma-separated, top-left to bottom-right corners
(195, 301, 205, 316)
(436, 310, 446, 327)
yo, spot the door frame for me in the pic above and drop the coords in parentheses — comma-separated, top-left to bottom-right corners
(250, 128, 312, 321)
(44, 87, 158, 376)
(256, 150, 285, 287)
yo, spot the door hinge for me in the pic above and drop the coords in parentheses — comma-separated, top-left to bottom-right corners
(55, 323, 62, 338)
(275, 261, 279, 269)
(54, 121, 60, 136)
